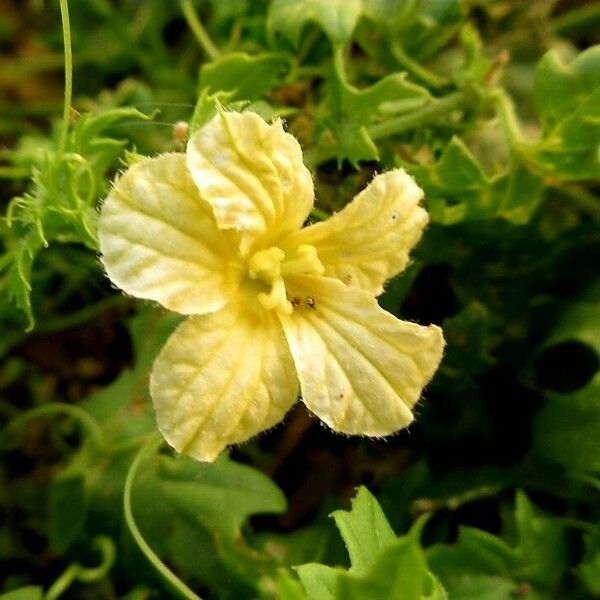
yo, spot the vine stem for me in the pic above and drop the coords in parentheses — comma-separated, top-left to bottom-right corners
(57, 0, 73, 158)
(123, 434, 202, 600)
(181, 0, 220, 60)
(44, 536, 116, 600)
(2, 403, 105, 450)
(304, 90, 469, 168)
(391, 41, 449, 90)
(490, 89, 526, 149)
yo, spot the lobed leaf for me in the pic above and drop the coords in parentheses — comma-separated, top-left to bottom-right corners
(268, 0, 362, 47)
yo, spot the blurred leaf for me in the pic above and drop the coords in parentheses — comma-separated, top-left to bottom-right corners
(0, 588, 43, 600)
(398, 0, 464, 60)
(533, 298, 600, 472)
(531, 46, 600, 181)
(579, 523, 600, 596)
(278, 570, 310, 599)
(411, 137, 543, 224)
(428, 491, 568, 597)
(48, 472, 87, 554)
(199, 52, 290, 101)
(268, 0, 362, 47)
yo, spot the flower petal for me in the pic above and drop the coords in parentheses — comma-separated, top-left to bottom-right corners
(279, 276, 444, 436)
(150, 301, 299, 462)
(99, 153, 238, 315)
(286, 170, 427, 295)
(187, 111, 314, 244)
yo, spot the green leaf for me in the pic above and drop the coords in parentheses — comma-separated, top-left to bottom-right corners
(432, 576, 516, 600)
(513, 491, 567, 588)
(159, 454, 287, 541)
(199, 52, 290, 101)
(296, 563, 340, 600)
(1, 107, 151, 329)
(0, 588, 43, 600)
(268, 0, 362, 47)
(410, 137, 544, 224)
(401, 0, 464, 60)
(365, 0, 464, 60)
(361, 0, 416, 28)
(2, 230, 44, 331)
(48, 472, 87, 554)
(579, 523, 600, 596)
(428, 528, 517, 580)
(335, 537, 447, 600)
(297, 487, 445, 599)
(320, 55, 431, 165)
(533, 298, 600, 472)
(299, 536, 447, 600)
(331, 487, 396, 574)
(531, 46, 600, 181)
(278, 569, 311, 600)
(428, 491, 568, 596)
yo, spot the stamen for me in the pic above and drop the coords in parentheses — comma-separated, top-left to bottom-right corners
(248, 247, 284, 281)
(280, 244, 324, 277)
(258, 278, 293, 315)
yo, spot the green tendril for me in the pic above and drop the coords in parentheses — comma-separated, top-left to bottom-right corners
(123, 434, 202, 600)
(58, 0, 73, 159)
(44, 536, 116, 600)
(1, 402, 105, 450)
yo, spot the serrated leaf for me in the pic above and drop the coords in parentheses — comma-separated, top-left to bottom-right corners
(268, 0, 362, 47)
(297, 487, 444, 600)
(3, 230, 44, 331)
(299, 536, 447, 600)
(331, 487, 396, 574)
(531, 46, 600, 181)
(321, 63, 431, 165)
(410, 137, 543, 224)
(159, 454, 287, 541)
(199, 52, 290, 101)
(48, 472, 87, 554)
(1, 107, 151, 329)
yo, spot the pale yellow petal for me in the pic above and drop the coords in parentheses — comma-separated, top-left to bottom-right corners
(279, 276, 444, 436)
(98, 153, 238, 315)
(186, 111, 314, 244)
(149, 301, 299, 462)
(286, 170, 427, 295)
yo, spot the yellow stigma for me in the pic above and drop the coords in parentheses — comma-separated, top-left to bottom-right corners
(281, 245, 325, 277)
(248, 244, 324, 315)
(248, 247, 284, 281)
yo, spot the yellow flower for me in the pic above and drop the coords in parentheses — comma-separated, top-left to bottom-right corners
(98, 110, 445, 462)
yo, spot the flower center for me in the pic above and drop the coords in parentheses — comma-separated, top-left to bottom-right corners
(248, 245, 324, 315)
